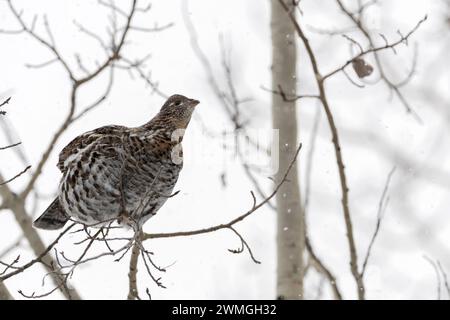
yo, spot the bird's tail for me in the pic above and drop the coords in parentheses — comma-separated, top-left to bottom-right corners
(33, 198, 69, 230)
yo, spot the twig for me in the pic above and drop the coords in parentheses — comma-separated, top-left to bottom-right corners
(143, 144, 302, 241)
(129, 22, 174, 32)
(3, 0, 75, 81)
(227, 227, 261, 264)
(183, 9, 275, 209)
(424, 256, 442, 300)
(333, 0, 426, 121)
(302, 105, 343, 300)
(13, 0, 138, 200)
(437, 261, 450, 299)
(0, 97, 11, 109)
(0, 142, 21, 151)
(306, 237, 342, 299)
(323, 14, 427, 81)
(361, 167, 396, 276)
(0, 165, 31, 186)
(261, 85, 320, 102)
(0, 236, 24, 260)
(303, 105, 321, 214)
(0, 223, 76, 281)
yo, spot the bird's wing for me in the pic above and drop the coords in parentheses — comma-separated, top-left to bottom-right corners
(57, 125, 127, 172)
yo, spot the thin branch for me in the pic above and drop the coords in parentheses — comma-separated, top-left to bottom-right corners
(332, 0, 426, 121)
(303, 105, 321, 214)
(0, 236, 24, 260)
(227, 226, 261, 264)
(277, 0, 364, 299)
(98, 0, 129, 18)
(72, 66, 115, 122)
(0, 165, 31, 186)
(0, 142, 21, 151)
(4, 0, 75, 81)
(261, 85, 320, 102)
(0, 97, 11, 109)
(361, 167, 396, 276)
(25, 58, 60, 69)
(183, 12, 275, 209)
(18, 87, 79, 199)
(119, 56, 166, 97)
(19, 0, 138, 199)
(143, 143, 302, 241)
(76, 0, 137, 86)
(181, 2, 233, 118)
(424, 256, 442, 300)
(128, 22, 174, 32)
(73, 20, 108, 51)
(323, 15, 427, 81)
(437, 261, 450, 299)
(0, 223, 76, 281)
(306, 236, 342, 300)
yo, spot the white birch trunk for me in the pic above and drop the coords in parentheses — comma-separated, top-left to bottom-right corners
(271, 0, 305, 299)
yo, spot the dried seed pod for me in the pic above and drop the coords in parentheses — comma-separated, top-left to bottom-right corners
(352, 57, 374, 78)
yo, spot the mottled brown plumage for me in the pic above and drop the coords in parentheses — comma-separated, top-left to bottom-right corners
(34, 94, 199, 230)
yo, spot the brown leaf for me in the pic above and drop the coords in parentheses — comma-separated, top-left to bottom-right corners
(352, 58, 374, 78)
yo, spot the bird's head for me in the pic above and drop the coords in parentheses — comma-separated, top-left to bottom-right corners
(159, 94, 200, 129)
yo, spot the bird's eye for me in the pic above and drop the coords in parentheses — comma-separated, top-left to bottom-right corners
(175, 100, 182, 106)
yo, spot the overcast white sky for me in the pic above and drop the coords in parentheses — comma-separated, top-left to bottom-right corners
(1, 0, 449, 299)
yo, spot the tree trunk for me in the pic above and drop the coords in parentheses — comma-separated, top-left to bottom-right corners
(271, 0, 305, 299)
(0, 173, 81, 300)
(0, 281, 13, 300)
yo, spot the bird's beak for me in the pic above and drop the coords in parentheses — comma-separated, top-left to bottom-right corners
(189, 98, 200, 107)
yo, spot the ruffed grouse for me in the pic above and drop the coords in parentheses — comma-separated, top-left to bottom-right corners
(33, 94, 199, 230)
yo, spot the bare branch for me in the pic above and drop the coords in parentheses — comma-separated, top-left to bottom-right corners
(4, 0, 75, 81)
(181, 3, 233, 118)
(437, 261, 450, 299)
(24, 58, 59, 69)
(0, 223, 76, 281)
(323, 15, 427, 81)
(0, 142, 21, 151)
(303, 105, 321, 215)
(261, 85, 320, 102)
(0, 165, 31, 186)
(98, 0, 129, 18)
(143, 143, 302, 241)
(227, 226, 261, 264)
(306, 237, 342, 300)
(19, 0, 138, 199)
(0, 236, 24, 260)
(73, 20, 108, 51)
(72, 66, 115, 122)
(361, 167, 396, 276)
(0, 97, 11, 109)
(183, 11, 275, 211)
(332, 0, 426, 121)
(128, 22, 174, 33)
(424, 256, 442, 300)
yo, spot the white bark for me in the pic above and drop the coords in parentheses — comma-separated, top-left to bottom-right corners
(0, 281, 13, 300)
(271, 0, 305, 299)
